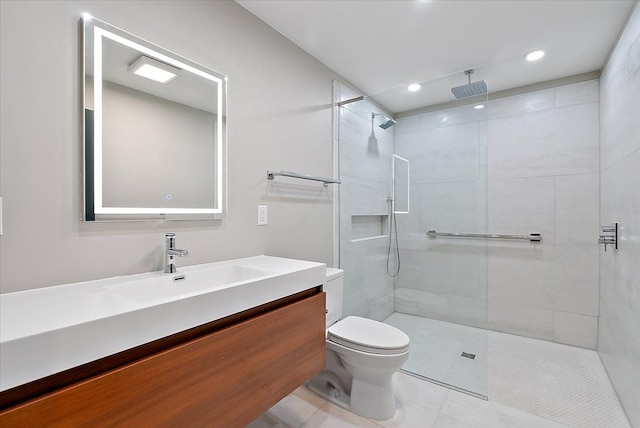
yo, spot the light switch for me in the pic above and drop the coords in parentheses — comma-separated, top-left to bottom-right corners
(258, 205, 268, 226)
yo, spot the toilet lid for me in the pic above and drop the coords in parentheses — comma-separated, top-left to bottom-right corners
(327, 316, 410, 355)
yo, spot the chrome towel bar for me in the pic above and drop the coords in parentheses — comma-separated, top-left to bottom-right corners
(267, 170, 341, 187)
(427, 230, 541, 242)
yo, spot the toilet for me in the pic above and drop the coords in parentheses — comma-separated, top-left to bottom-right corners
(306, 268, 410, 420)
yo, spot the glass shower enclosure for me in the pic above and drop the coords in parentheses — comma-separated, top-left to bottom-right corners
(336, 68, 489, 398)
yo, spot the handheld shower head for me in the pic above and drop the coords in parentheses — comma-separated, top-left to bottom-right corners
(372, 112, 397, 129)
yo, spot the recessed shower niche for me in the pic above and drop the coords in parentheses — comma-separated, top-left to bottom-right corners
(351, 215, 389, 241)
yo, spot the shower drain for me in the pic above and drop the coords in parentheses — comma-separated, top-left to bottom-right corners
(461, 352, 476, 360)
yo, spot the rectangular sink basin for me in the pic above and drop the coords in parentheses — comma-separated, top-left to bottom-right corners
(0, 255, 326, 392)
(105, 265, 271, 304)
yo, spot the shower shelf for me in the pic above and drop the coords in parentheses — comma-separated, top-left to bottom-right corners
(427, 230, 541, 242)
(267, 170, 341, 187)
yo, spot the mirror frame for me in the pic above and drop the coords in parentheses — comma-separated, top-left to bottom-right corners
(82, 14, 227, 221)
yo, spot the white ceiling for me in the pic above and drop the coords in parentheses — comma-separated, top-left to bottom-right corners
(237, 0, 634, 113)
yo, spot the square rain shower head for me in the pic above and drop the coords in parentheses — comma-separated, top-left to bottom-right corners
(451, 80, 488, 99)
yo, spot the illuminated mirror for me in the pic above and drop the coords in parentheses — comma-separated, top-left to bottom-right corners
(83, 15, 226, 220)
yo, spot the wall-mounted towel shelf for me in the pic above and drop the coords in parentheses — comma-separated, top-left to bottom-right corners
(427, 230, 541, 242)
(267, 170, 341, 187)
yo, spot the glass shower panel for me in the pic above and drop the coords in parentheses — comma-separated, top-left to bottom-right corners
(336, 89, 395, 322)
(370, 68, 488, 398)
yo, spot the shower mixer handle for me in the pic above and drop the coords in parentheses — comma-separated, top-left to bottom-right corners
(598, 223, 618, 252)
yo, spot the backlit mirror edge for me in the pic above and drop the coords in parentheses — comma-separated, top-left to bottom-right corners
(81, 14, 227, 222)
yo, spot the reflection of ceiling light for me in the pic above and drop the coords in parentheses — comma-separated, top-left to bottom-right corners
(128, 56, 180, 83)
(408, 83, 421, 92)
(474, 104, 485, 110)
(526, 50, 545, 61)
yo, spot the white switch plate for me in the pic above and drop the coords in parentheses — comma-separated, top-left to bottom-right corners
(258, 205, 268, 226)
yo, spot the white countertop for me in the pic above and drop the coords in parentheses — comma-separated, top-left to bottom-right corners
(0, 255, 325, 391)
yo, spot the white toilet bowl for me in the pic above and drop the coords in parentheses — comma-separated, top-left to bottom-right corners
(307, 269, 410, 421)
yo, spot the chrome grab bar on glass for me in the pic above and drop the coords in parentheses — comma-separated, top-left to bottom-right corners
(267, 170, 341, 187)
(427, 230, 541, 242)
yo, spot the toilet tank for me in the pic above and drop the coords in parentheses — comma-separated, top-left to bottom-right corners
(325, 268, 344, 327)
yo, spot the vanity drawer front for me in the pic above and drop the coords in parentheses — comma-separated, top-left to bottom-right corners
(0, 292, 326, 427)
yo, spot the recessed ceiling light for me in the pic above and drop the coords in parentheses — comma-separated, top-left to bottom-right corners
(474, 104, 485, 110)
(526, 50, 545, 61)
(408, 83, 421, 92)
(128, 56, 180, 83)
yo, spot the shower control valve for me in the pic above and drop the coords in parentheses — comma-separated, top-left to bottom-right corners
(598, 223, 618, 252)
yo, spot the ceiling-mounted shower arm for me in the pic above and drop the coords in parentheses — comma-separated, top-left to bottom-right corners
(337, 96, 364, 106)
(465, 69, 474, 84)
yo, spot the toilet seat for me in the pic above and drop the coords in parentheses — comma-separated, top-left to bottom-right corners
(328, 316, 410, 355)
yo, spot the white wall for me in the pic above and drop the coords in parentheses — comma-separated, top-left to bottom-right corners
(395, 80, 601, 349)
(0, 1, 343, 293)
(598, 2, 640, 426)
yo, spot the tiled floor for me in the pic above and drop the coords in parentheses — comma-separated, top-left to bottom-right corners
(247, 313, 632, 428)
(246, 373, 569, 428)
(384, 313, 631, 428)
(385, 313, 489, 397)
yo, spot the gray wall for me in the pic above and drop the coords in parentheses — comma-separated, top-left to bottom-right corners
(100, 80, 215, 209)
(0, 1, 343, 293)
(598, 2, 640, 426)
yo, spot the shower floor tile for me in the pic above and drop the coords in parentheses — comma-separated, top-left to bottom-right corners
(384, 312, 488, 397)
(383, 312, 631, 428)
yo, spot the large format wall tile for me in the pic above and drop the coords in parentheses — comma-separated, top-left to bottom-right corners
(488, 89, 555, 119)
(419, 181, 487, 234)
(600, 30, 640, 171)
(418, 104, 488, 130)
(553, 311, 598, 349)
(488, 103, 599, 179)
(555, 80, 599, 108)
(339, 107, 394, 184)
(598, 4, 640, 425)
(555, 173, 600, 246)
(488, 177, 555, 240)
(395, 122, 480, 184)
(395, 184, 421, 235)
(488, 298, 554, 341)
(339, 175, 389, 217)
(600, 150, 640, 255)
(599, 151, 640, 425)
(488, 245, 599, 316)
(338, 95, 394, 322)
(341, 238, 394, 321)
(395, 80, 600, 349)
(397, 243, 480, 298)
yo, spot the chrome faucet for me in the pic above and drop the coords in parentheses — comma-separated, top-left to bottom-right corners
(165, 233, 189, 273)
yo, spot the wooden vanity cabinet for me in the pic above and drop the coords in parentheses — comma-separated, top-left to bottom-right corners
(0, 289, 326, 427)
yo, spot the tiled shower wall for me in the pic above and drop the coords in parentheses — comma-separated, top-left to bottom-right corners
(394, 80, 600, 349)
(394, 101, 490, 329)
(337, 87, 395, 321)
(598, 2, 640, 426)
